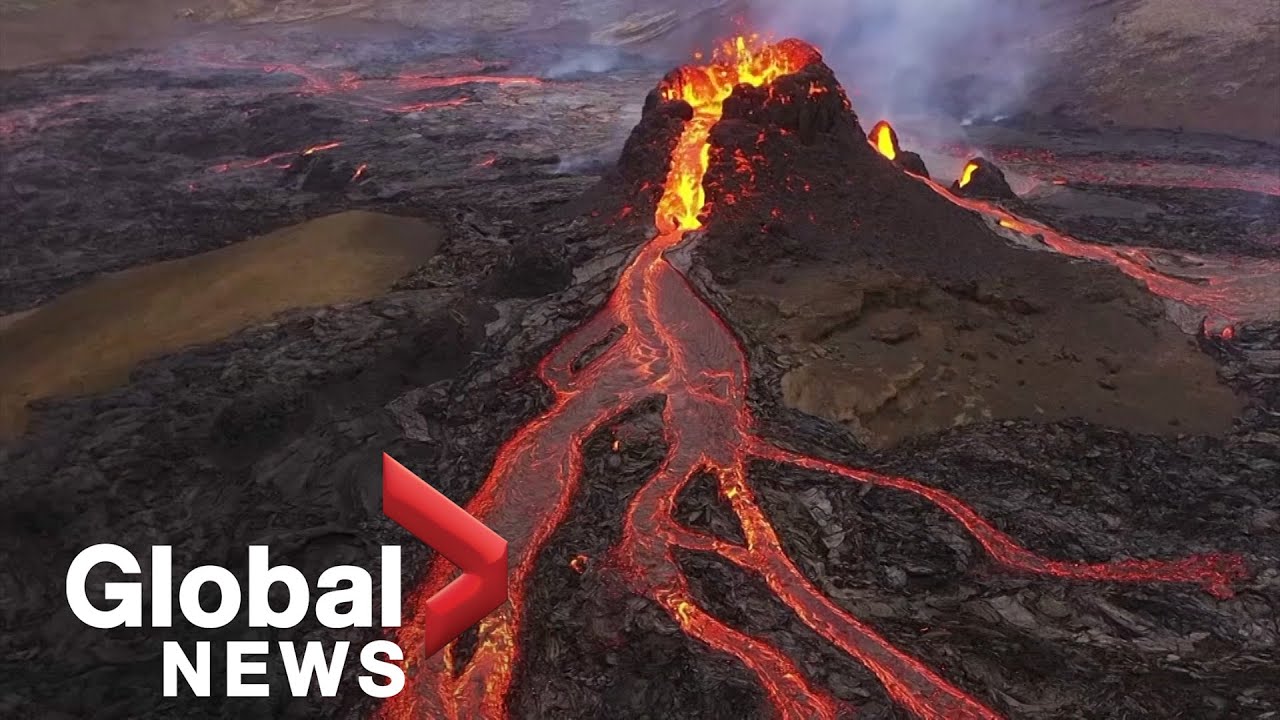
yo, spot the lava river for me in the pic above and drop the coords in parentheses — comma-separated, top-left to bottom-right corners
(379, 38, 1248, 720)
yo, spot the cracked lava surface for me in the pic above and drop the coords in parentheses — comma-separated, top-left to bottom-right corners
(378, 38, 1249, 720)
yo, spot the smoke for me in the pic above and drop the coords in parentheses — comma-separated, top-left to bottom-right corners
(749, 0, 1053, 125)
(543, 47, 629, 80)
(555, 102, 646, 176)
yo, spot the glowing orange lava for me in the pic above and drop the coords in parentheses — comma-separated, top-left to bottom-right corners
(940, 144, 1280, 197)
(975, 185, 1274, 330)
(655, 36, 819, 232)
(959, 159, 980, 187)
(206, 139, 342, 173)
(871, 120, 898, 161)
(393, 98, 470, 114)
(379, 38, 1247, 720)
(901, 137, 1280, 329)
(302, 141, 342, 156)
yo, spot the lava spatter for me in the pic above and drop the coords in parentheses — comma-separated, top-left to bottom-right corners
(379, 37, 1248, 720)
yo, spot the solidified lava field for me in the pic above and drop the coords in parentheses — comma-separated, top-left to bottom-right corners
(2, 23, 1279, 720)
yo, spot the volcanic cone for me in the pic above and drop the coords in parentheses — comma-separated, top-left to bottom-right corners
(951, 157, 1017, 199)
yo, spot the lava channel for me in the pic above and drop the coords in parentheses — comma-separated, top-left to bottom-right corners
(379, 37, 1249, 720)
(869, 122, 1280, 332)
(924, 175, 1280, 332)
(941, 145, 1280, 198)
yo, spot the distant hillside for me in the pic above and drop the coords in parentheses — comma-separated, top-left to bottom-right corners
(2, 0, 1275, 140)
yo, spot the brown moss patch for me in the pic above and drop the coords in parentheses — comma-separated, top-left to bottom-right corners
(0, 210, 441, 436)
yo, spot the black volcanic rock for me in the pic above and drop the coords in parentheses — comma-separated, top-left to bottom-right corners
(718, 61, 858, 144)
(487, 236, 574, 299)
(673, 52, 1045, 284)
(599, 87, 692, 224)
(683, 51, 1007, 281)
(284, 153, 357, 193)
(5, 34, 1275, 720)
(635, 44, 1250, 451)
(950, 157, 1017, 199)
(869, 120, 930, 177)
(897, 150, 930, 178)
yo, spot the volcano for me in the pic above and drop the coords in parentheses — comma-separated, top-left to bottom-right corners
(378, 38, 1249, 720)
(951, 157, 1017, 200)
(4, 18, 1277, 720)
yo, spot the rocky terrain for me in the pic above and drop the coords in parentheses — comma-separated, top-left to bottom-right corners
(1, 11, 1277, 720)
(4, 0, 1277, 136)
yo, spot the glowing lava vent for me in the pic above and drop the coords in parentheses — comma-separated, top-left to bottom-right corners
(871, 120, 899, 160)
(378, 36, 1247, 720)
(870, 119, 930, 177)
(951, 156, 1016, 199)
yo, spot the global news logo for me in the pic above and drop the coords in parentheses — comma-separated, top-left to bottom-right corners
(62, 454, 507, 699)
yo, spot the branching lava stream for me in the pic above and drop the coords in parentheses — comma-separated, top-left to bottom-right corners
(380, 38, 1247, 720)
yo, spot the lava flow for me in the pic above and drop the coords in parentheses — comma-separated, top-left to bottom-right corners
(940, 145, 1280, 197)
(869, 125, 1280, 330)
(207, 140, 342, 174)
(920, 172, 1280, 331)
(380, 37, 1247, 720)
(195, 51, 541, 115)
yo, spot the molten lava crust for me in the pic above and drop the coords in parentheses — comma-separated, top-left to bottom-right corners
(378, 38, 1249, 720)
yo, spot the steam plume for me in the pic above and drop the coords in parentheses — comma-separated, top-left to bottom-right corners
(749, 0, 1052, 123)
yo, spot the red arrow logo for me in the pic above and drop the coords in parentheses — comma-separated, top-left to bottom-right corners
(382, 453, 508, 659)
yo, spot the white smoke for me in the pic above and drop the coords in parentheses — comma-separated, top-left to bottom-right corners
(748, 0, 1053, 125)
(544, 47, 629, 79)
